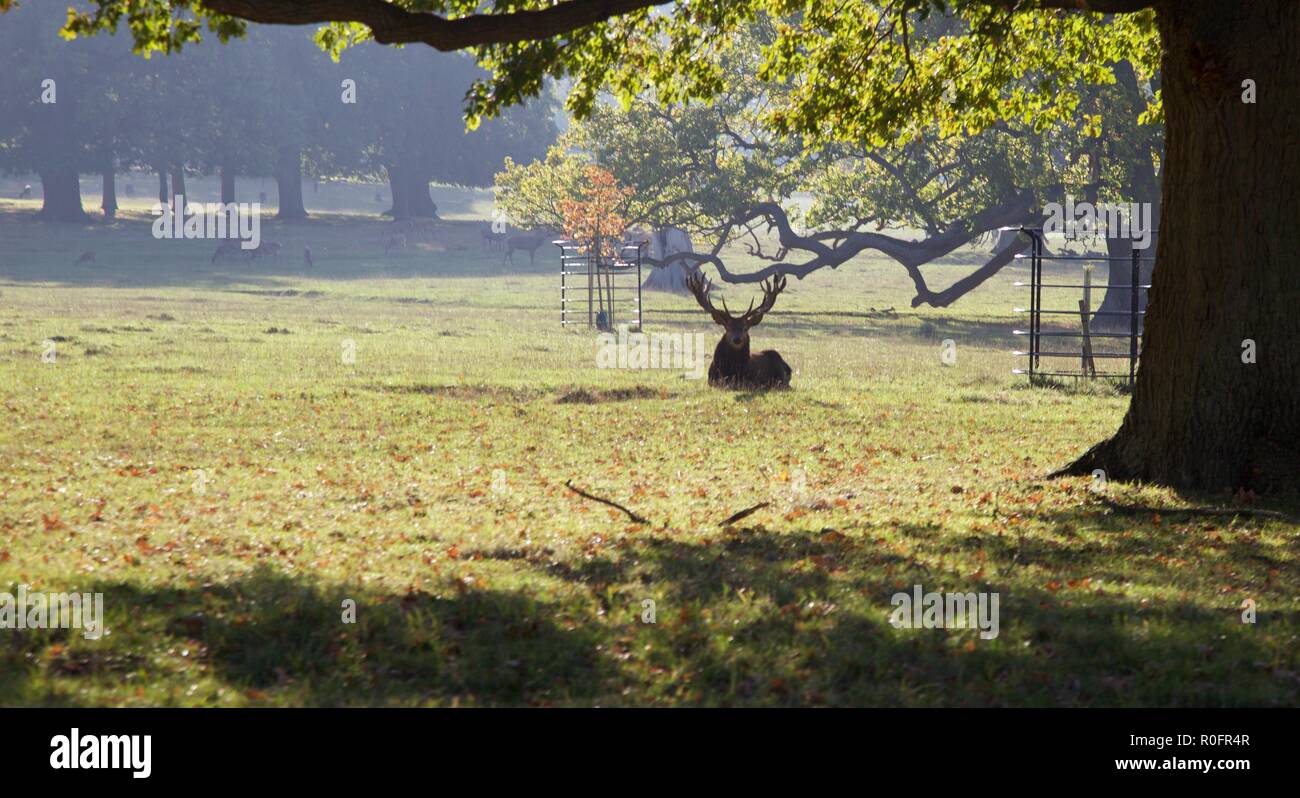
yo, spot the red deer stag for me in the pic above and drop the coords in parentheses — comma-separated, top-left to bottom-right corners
(687, 272, 792, 389)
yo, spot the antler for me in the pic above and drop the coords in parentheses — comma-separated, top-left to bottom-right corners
(741, 275, 787, 327)
(686, 271, 731, 326)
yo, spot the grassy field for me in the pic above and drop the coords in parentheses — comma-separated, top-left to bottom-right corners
(1, 197, 1296, 707)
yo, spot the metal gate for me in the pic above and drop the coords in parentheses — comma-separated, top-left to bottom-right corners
(1010, 226, 1152, 386)
(557, 239, 645, 330)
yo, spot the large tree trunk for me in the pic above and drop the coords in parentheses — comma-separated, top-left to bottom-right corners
(100, 167, 117, 220)
(275, 146, 307, 220)
(384, 164, 411, 220)
(1094, 60, 1161, 327)
(157, 169, 169, 206)
(1092, 232, 1155, 332)
(221, 163, 237, 205)
(172, 165, 187, 213)
(643, 227, 699, 293)
(36, 165, 86, 222)
(408, 169, 439, 218)
(1061, 0, 1300, 491)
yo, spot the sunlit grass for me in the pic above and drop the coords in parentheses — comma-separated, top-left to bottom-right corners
(0, 206, 1295, 706)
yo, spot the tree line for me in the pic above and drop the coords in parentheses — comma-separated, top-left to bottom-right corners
(0, 1, 557, 222)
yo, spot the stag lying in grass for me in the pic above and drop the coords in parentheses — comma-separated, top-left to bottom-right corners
(687, 272, 792, 390)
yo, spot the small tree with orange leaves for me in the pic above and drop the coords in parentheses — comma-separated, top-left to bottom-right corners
(559, 166, 635, 262)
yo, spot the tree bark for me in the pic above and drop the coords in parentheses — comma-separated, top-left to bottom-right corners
(642, 227, 698, 293)
(385, 164, 411, 220)
(36, 165, 87, 222)
(172, 165, 187, 213)
(100, 167, 118, 220)
(1060, 0, 1300, 491)
(409, 170, 439, 218)
(158, 169, 169, 206)
(1094, 59, 1162, 326)
(221, 163, 237, 205)
(275, 146, 308, 220)
(1091, 232, 1154, 332)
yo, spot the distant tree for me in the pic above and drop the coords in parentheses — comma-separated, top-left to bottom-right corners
(0, 1, 103, 220)
(319, 44, 558, 220)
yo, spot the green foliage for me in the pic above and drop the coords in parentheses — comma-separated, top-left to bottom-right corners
(493, 16, 1160, 255)
(59, 0, 246, 57)
(43, 1, 1162, 143)
(496, 30, 803, 237)
(495, 146, 591, 230)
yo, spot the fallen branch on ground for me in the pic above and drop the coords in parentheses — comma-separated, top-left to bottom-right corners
(721, 502, 770, 527)
(564, 479, 649, 524)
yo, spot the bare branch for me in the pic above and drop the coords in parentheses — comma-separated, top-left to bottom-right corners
(648, 190, 1040, 309)
(564, 479, 650, 524)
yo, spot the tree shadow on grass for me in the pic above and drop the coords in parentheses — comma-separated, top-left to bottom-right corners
(6, 515, 1297, 706)
(472, 524, 1299, 706)
(1, 566, 609, 707)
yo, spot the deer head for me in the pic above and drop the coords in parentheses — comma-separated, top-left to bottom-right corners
(687, 272, 787, 350)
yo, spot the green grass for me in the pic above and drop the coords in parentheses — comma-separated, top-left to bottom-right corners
(1, 201, 1296, 706)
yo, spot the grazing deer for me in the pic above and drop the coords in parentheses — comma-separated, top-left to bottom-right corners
(386, 219, 415, 239)
(481, 226, 507, 250)
(303, 245, 314, 269)
(246, 241, 282, 263)
(211, 240, 243, 264)
(409, 218, 438, 242)
(383, 233, 407, 255)
(505, 232, 548, 265)
(75, 250, 96, 265)
(687, 272, 792, 389)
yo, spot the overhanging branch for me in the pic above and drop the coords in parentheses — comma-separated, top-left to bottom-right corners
(200, 0, 667, 49)
(643, 190, 1041, 308)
